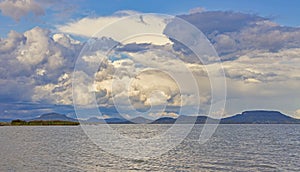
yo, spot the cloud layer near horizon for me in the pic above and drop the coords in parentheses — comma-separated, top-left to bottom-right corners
(1, 10, 300, 119)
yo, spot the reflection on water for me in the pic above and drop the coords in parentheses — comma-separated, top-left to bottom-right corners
(0, 125, 299, 171)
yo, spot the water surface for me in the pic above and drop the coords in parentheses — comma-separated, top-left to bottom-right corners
(0, 125, 299, 171)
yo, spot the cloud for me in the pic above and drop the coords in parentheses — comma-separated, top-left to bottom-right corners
(0, 0, 80, 21)
(149, 112, 179, 119)
(179, 11, 266, 34)
(70, 38, 215, 119)
(116, 43, 151, 52)
(177, 11, 300, 59)
(2, 9, 300, 119)
(0, 102, 74, 119)
(0, 0, 44, 21)
(213, 34, 237, 55)
(33, 73, 73, 105)
(223, 48, 300, 83)
(174, 11, 300, 116)
(293, 109, 300, 119)
(0, 30, 25, 52)
(0, 27, 82, 106)
(0, 24, 217, 119)
(128, 69, 181, 107)
(17, 27, 50, 66)
(56, 11, 172, 45)
(221, 48, 300, 115)
(37, 0, 79, 19)
(189, 7, 206, 14)
(88, 52, 183, 108)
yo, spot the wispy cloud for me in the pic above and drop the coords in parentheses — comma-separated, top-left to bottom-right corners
(56, 11, 172, 45)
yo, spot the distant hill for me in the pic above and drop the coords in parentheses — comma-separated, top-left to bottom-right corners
(177, 115, 219, 124)
(6, 110, 299, 125)
(151, 116, 219, 124)
(151, 110, 300, 124)
(29, 113, 78, 122)
(151, 117, 176, 124)
(220, 110, 300, 124)
(80, 116, 152, 124)
(105, 118, 132, 124)
(79, 117, 132, 124)
(130, 117, 152, 124)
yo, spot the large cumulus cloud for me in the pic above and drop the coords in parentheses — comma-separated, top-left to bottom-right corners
(0, 27, 82, 106)
(72, 42, 213, 118)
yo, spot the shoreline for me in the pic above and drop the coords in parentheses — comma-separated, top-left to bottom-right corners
(0, 120, 80, 126)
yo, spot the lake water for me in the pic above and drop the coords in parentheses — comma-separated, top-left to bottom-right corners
(0, 125, 299, 171)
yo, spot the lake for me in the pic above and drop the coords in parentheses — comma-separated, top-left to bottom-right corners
(0, 125, 299, 171)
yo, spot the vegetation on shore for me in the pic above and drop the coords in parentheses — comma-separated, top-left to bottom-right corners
(0, 122, 9, 126)
(9, 119, 79, 126)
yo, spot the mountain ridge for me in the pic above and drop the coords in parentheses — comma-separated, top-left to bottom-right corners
(220, 110, 300, 124)
(28, 113, 78, 122)
(1, 110, 300, 124)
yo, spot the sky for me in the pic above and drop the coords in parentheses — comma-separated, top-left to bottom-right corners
(0, 0, 300, 120)
(1, 0, 300, 36)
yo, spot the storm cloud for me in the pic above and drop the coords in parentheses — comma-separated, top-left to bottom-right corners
(178, 11, 300, 58)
